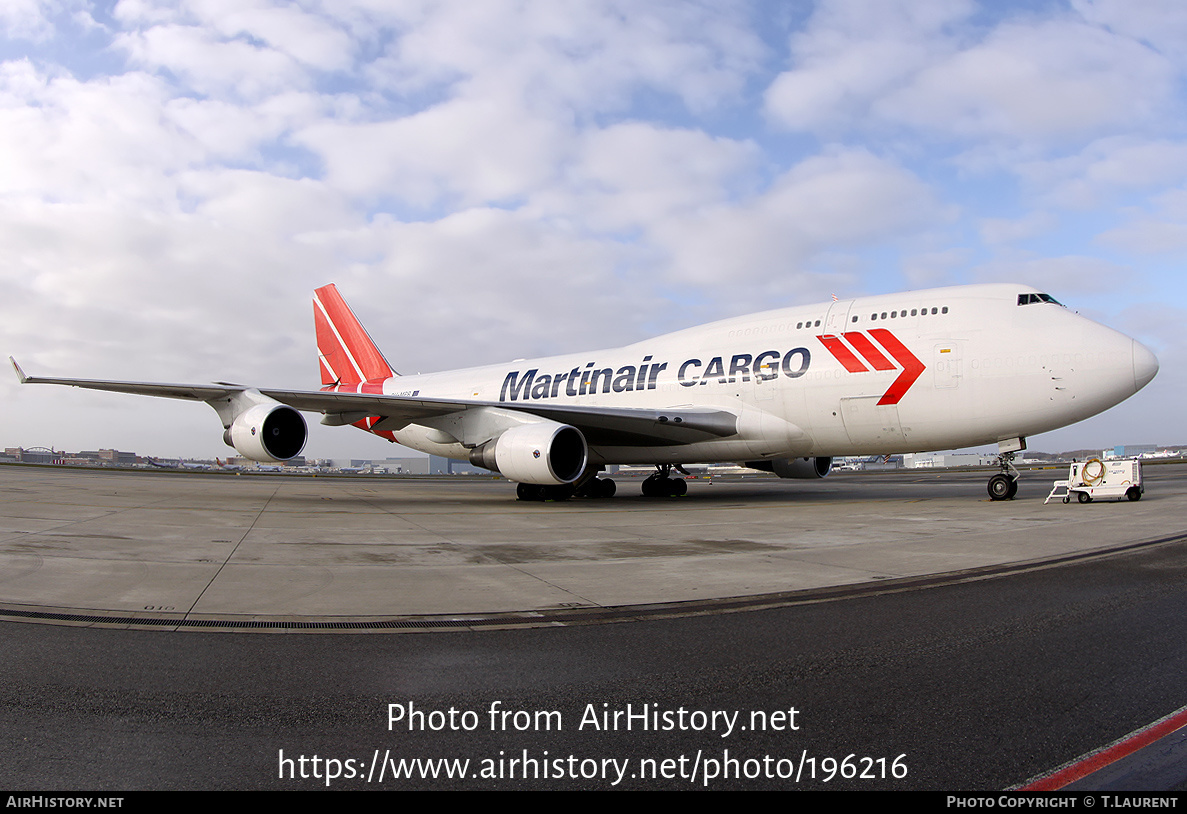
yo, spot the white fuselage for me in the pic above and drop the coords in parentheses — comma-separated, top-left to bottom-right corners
(349, 284, 1155, 465)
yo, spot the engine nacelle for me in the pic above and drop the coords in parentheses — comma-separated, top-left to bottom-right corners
(224, 402, 307, 462)
(469, 421, 588, 485)
(745, 456, 832, 479)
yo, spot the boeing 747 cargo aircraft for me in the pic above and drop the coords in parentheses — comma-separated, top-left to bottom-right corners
(11, 283, 1158, 501)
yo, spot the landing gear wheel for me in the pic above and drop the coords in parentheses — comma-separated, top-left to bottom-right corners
(988, 449, 1022, 502)
(642, 467, 686, 497)
(516, 482, 545, 501)
(1077, 491, 1092, 504)
(988, 474, 1013, 501)
(597, 478, 617, 498)
(641, 474, 664, 498)
(1126, 486, 1142, 502)
(542, 484, 575, 501)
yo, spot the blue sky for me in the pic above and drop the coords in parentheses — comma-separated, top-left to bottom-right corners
(2, 0, 1183, 458)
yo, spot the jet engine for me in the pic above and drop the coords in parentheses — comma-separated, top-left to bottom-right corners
(745, 456, 832, 479)
(469, 420, 588, 485)
(224, 402, 307, 462)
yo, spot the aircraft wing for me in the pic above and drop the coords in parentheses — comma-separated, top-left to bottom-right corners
(11, 358, 738, 446)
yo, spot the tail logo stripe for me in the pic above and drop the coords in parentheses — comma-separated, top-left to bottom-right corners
(314, 293, 367, 383)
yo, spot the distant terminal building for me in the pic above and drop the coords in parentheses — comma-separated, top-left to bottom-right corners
(903, 452, 997, 469)
(1103, 445, 1157, 459)
(80, 449, 141, 466)
(429, 456, 490, 475)
(372, 457, 429, 474)
(4, 447, 142, 466)
(318, 456, 490, 475)
(6, 447, 62, 464)
(835, 455, 903, 471)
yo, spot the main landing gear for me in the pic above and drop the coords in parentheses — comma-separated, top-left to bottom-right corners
(515, 464, 691, 501)
(515, 467, 616, 501)
(516, 482, 575, 502)
(987, 452, 1020, 501)
(641, 464, 688, 498)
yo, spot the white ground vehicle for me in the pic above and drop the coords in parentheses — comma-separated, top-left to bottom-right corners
(1045, 459, 1144, 504)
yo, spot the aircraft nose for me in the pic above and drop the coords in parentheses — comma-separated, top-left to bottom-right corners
(1133, 339, 1159, 392)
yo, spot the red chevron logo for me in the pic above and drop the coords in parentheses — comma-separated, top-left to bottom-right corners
(816, 329, 926, 406)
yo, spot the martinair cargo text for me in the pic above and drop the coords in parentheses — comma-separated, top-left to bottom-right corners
(11, 283, 1158, 501)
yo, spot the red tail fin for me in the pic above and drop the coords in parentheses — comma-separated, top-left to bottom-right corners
(313, 284, 396, 386)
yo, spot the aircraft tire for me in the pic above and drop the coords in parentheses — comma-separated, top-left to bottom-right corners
(543, 484, 575, 501)
(597, 478, 616, 498)
(668, 477, 687, 497)
(516, 482, 545, 501)
(987, 474, 1013, 501)
(1006, 477, 1019, 499)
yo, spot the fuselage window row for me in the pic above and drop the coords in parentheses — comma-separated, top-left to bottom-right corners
(856, 306, 949, 323)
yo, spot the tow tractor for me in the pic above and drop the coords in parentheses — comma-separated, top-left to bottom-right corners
(1044, 458, 1144, 504)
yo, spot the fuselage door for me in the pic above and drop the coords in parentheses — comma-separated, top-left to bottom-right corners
(824, 299, 853, 335)
(933, 342, 962, 389)
(839, 395, 907, 451)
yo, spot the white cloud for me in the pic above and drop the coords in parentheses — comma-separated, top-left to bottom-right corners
(765, 0, 974, 134)
(979, 212, 1057, 246)
(356, 0, 762, 116)
(0, 61, 189, 204)
(767, 2, 1177, 150)
(294, 93, 570, 206)
(901, 248, 973, 288)
(648, 149, 945, 291)
(1072, 0, 1187, 67)
(0, 0, 57, 40)
(1097, 189, 1187, 254)
(532, 122, 761, 233)
(115, 23, 308, 99)
(115, 0, 354, 71)
(1018, 138, 1187, 209)
(886, 20, 1171, 143)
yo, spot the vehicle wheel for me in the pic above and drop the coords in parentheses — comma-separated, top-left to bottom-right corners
(1062, 495, 1070, 504)
(1126, 486, 1142, 502)
(988, 474, 1012, 501)
(1077, 491, 1092, 504)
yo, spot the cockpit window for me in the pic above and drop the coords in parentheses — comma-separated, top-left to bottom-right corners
(1017, 292, 1063, 306)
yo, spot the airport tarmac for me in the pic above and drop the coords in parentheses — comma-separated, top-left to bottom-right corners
(2, 462, 1184, 629)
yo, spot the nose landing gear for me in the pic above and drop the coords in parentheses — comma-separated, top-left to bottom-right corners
(987, 452, 1020, 501)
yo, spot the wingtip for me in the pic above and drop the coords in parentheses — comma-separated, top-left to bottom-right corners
(9, 356, 28, 384)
